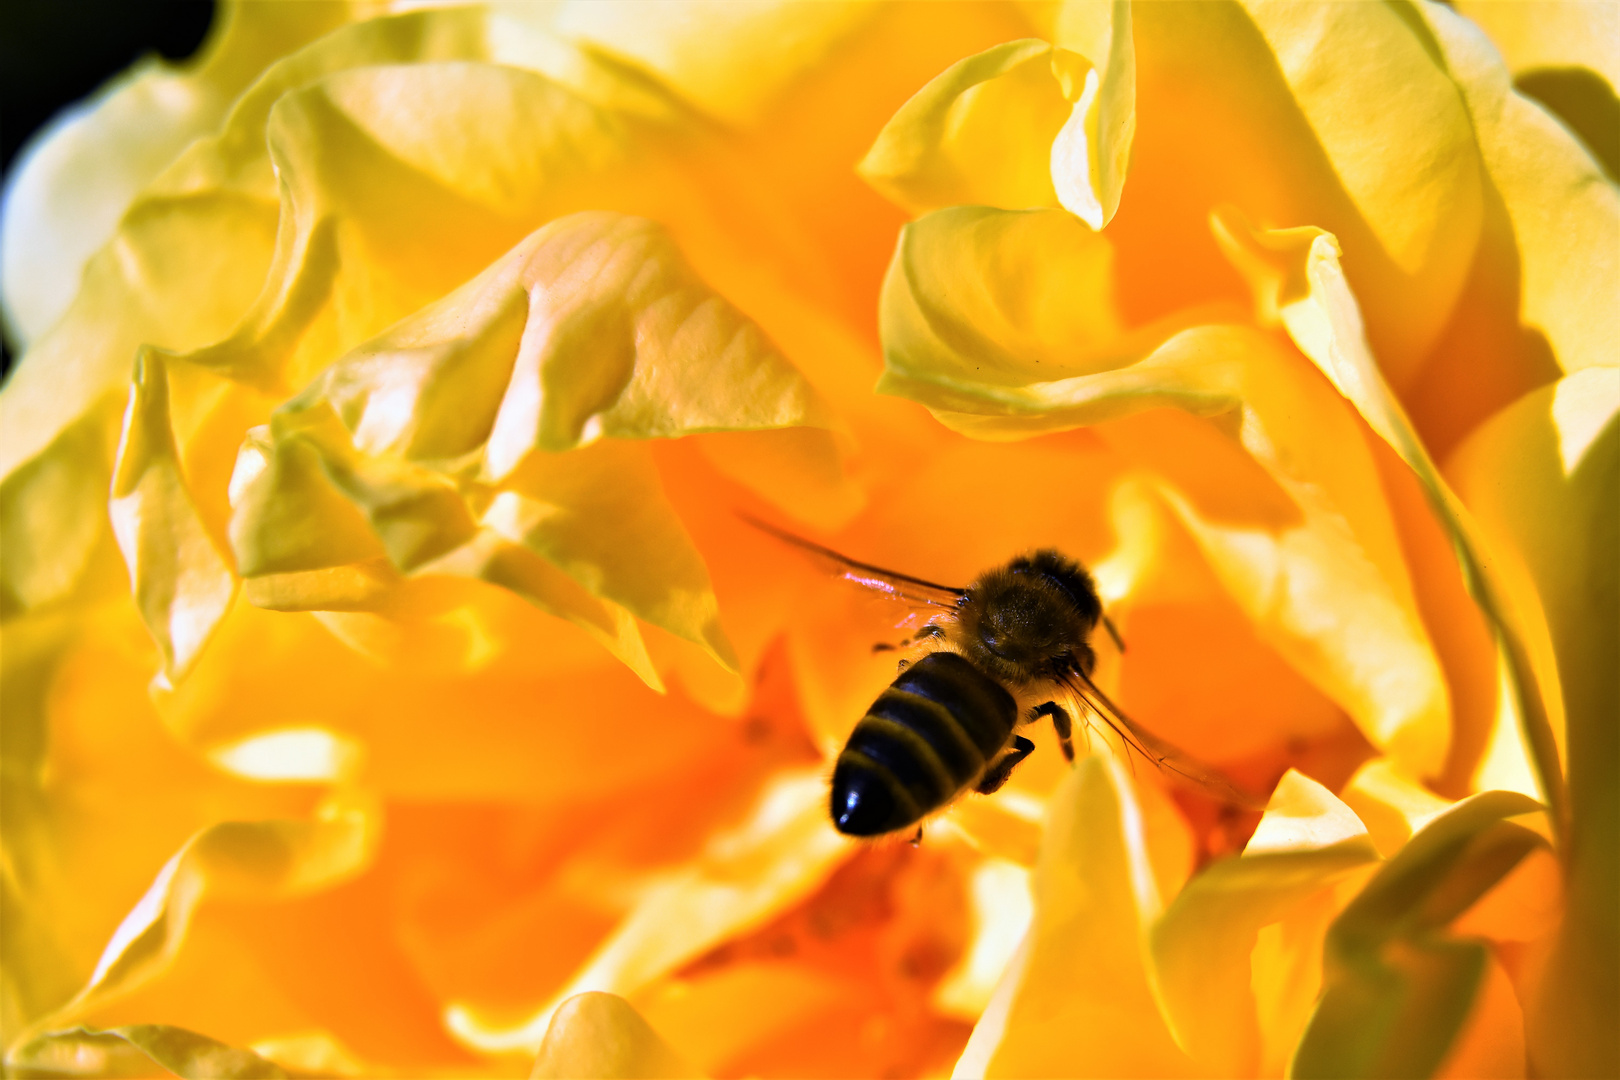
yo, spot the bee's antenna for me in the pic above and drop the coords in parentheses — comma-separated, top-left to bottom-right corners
(1102, 614, 1126, 654)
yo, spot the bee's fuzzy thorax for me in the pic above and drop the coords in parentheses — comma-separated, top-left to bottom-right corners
(950, 550, 1100, 688)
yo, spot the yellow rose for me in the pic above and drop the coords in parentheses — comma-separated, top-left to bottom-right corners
(0, 2, 1613, 1078)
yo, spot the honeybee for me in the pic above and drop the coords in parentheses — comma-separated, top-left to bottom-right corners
(750, 517, 1254, 838)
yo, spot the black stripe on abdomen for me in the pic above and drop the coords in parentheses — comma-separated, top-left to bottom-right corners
(838, 652, 1019, 822)
(890, 652, 1018, 760)
(866, 688, 986, 790)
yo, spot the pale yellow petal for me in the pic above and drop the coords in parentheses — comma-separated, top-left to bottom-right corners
(1444, 367, 1619, 1078)
(881, 211, 1451, 773)
(555, 0, 881, 126)
(1212, 208, 1568, 819)
(226, 209, 840, 680)
(489, 443, 734, 671)
(1454, 0, 1619, 91)
(881, 206, 1124, 387)
(6, 1023, 289, 1079)
(0, 8, 500, 617)
(957, 755, 1196, 1078)
(1293, 789, 1546, 1077)
(1108, 0, 1483, 384)
(1046, 0, 1135, 230)
(1341, 757, 1454, 858)
(0, 412, 125, 615)
(19, 789, 377, 1040)
(487, 212, 833, 469)
(0, 1, 359, 349)
(418, 528, 664, 691)
(1419, 2, 1620, 376)
(108, 351, 239, 681)
(531, 992, 700, 1080)
(1149, 772, 1377, 1075)
(859, 39, 1067, 215)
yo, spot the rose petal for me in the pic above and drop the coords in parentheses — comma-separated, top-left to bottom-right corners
(932, 857, 1034, 1020)
(1212, 208, 1568, 816)
(956, 755, 1196, 1078)
(635, 962, 850, 1076)
(6, 1023, 289, 1079)
(487, 444, 734, 672)
(421, 529, 664, 690)
(227, 209, 841, 680)
(555, 0, 881, 127)
(1095, 464, 1369, 769)
(1149, 771, 1378, 1075)
(24, 789, 377, 1041)
(249, 1030, 367, 1078)
(2, 605, 354, 1030)
(1045, 0, 1135, 230)
(1417, 2, 1620, 377)
(881, 209, 1450, 774)
(1106, 1, 1484, 384)
(108, 350, 239, 683)
(530, 992, 700, 1079)
(0, 2, 355, 350)
(488, 212, 833, 466)
(446, 770, 848, 1055)
(1453, 0, 1619, 96)
(1436, 949, 1527, 1079)
(1444, 368, 1619, 1077)
(1292, 789, 1546, 1078)
(859, 39, 1068, 215)
(152, 595, 738, 806)
(0, 7, 504, 615)
(880, 206, 1124, 386)
(1341, 758, 1454, 858)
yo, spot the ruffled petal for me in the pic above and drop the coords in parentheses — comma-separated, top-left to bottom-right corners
(227, 210, 837, 682)
(956, 755, 1196, 1078)
(1110, 0, 1483, 383)
(880, 207, 1450, 776)
(0, 7, 501, 616)
(1213, 208, 1568, 816)
(1045, 0, 1135, 229)
(0, 1, 360, 350)
(108, 351, 238, 681)
(1149, 771, 1378, 1075)
(859, 0, 1135, 230)
(859, 39, 1068, 215)
(47, 792, 377, 1020)
(1444, 368, 1619, 1077)
(1417, 2, 1620, 377)
(1341, 758, 1455, 858)
(1293, 789, 1547, 1078)
(7, 1024, 289, 1079)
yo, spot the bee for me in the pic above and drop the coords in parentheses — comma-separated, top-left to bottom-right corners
(749, 517, 1253, 838)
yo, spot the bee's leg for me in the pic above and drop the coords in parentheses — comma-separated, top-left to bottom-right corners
(909, 826, 923, 847)
(1031, 701, 1075, 763)
(977, 735, 1036, 794)
(873, 623, 945, 655)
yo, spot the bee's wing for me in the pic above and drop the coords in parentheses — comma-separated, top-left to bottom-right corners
(743, 514, 967, 610)
(1062, 669, 1265, 810)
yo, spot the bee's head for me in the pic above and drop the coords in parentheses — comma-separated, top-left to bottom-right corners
(958, 554, 1099, 685)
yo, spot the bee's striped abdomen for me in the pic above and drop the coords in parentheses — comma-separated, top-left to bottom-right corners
(830, 651, 1019, 836)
